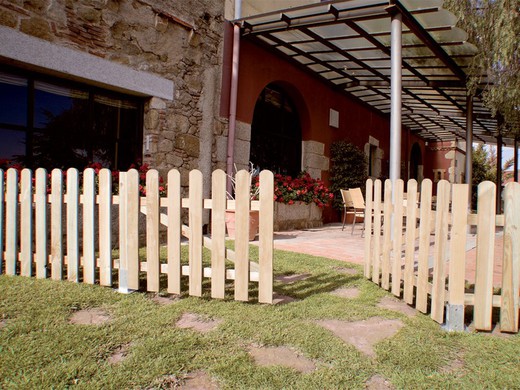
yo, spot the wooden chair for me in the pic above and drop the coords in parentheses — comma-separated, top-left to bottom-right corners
(341, 189, 365, 234)
(349, 187, 367, 235)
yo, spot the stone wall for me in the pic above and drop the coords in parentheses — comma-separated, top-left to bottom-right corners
(0, 0, 227, 194)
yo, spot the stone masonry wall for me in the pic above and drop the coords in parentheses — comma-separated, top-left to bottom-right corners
(0, 0, 227, 193)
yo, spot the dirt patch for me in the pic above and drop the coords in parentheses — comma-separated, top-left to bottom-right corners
(0, 319, 7, 329)
(377, 297, 417, 317)
(333, 267, 359, 275)
(175, 313, 222, 333)
(275, 273, 311, 284)
(331, 287, 361, 299)
(249, 345, 316, 373)
(466, 323, 515, 338)
(69, 308, 111, 325)
(316, 317, 404, 357)
(107, 344, 130, 365)
(272, 294, 299, 305)
(180, 370, 219, 389)
(440, 356, 465, 376)
(365, 374, 395, 389)
(150, 294, 180, 306)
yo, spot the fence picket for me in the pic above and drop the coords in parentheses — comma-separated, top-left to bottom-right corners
(431, 180, 450, 323)
(235, 170, 250, 302)
(167, 169, 182, 294)
(500, 182, 520, 332)
(127, 169, 140, 290)
(364, 179, 373, 279)
(416, 179, 432, 313)
(83, 168, 96, 284)
(403, 179, 418, 304)
(474, 181, 496, 331)
(372, 180, 382, 284)
(0, 170, 3, 274)
(259, 170, 274, 304)
(51, 169, 63, 280)
(20, 169, 33, 277)
(391, 179, 404, 296)
(189, 170, 203, 297)
(146, 170, 160, 292)
(67, 168, 80, 282)
(99, 169, 112, 286)
(6, 169, 18, 275)
(35, 168, 47, 279)
(381, 180, 392, 290)
(211, 170, 226, 299)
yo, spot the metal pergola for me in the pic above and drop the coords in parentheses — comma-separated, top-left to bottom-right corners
(234, 0, 512, 185)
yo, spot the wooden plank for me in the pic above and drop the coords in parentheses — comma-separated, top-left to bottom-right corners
(211, 170, 227, 299)
(51, 169, 63, 280)
(0, 170, 3, 274)
(259, 170, 274, 304)
(20, 169, 33, 277)
(66, 168, 80, 282)
(474, 181, 496, 331)
(6, 169, 18, 275)
(188, 170, 203, 297)
(391, 179, 404, 297)
(35, 168, 48, 279)
(127, 169, 140, 290)
(83, 168, 96, 284)
(431, 180, 451, 323)
(146, 169, 160, 292)
(119, 172, 129, 292)
(364, 179, 373, 279)
(372, 179, 382, 284)
(448, 185, 469, 306)
(167, 169, 182, 294)
(234, 170, 250, 302)
(381, 179, 392, 290)
(500, 182, 520, 332)
(98, 169, 112, 286)
(416, 179, 432, 313)
(403, 179, 418, 304)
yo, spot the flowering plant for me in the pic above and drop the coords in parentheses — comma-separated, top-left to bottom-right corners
(271, 172, 333, 208)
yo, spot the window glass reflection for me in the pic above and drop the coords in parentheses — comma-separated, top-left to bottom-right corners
(0, 128, 26, 163)
(0, 72, 27, 127)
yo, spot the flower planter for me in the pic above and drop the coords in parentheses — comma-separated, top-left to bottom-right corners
(273, 202, 323, 231)
(225, 210, 259, 241)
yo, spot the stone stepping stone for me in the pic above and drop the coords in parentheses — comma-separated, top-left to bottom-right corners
(333, 267, 359, 275)
(150, 294, 180, 305)
(180, 370, 219, 389)
(107, 344, 130, 365)
(316, 317, 404, 357)
(365, 374, 395, 390)
(69, 308, 111, 325)
(272, 294, 299, 305)
(249, 346, 316, 373)
(175, 313, 222, 333)
(377, 297, 417, 317)
(331, 287, 360, 299)
(275, 273, 311, 284)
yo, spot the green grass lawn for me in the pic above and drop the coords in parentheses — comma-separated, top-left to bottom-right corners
(1, 247, 519, 389)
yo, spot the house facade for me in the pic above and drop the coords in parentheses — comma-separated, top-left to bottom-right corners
(1, 0, 478, 223)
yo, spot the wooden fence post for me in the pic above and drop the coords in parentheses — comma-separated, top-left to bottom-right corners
(167, 169, 182, 294)
(416, 179, 432, 313)
(99, 169, 112, 286)
(403, 179, 418, 304)
(189, 170, 203, 297)
(20, 169, 33, 277)
(35, 168, 47, 279)
(146, 169, 160, 292)
(0, 169, 3, 274)
(235, 170, 251, 302)
(391, 179, 404, 297)
(445, 184, 469, 331)
(371, 179, 382, 284)
(381, 179, 392, 290)
(258, 170, 274, 304)
(500, 182, 520, 332)
(364, 179, 373, 279)
(83, 168, 96, 284)
(67, 168, 80, 282)
(51, 169, 63, 280)
(211, 169, 227, 299)
(474, 181, 496, 331)
(5, 169, 18, 275)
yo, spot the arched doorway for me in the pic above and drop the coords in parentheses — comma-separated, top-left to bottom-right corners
(250, 83, 301, 176)
(410, 142, 422, 180)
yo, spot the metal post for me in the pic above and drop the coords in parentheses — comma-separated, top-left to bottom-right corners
(514, 138, 518, 182)
(389, 12, 402, 182)
(497, 133, 503, 213)
(465, 95, 473, 202)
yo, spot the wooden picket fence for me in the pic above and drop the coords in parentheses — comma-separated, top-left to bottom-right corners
(0, 168, 274, 303)
(364, 179, 520, 333)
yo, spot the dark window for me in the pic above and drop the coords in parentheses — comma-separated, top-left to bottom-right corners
(0, 67, 143, 170)
(250, 84, 301, 176)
